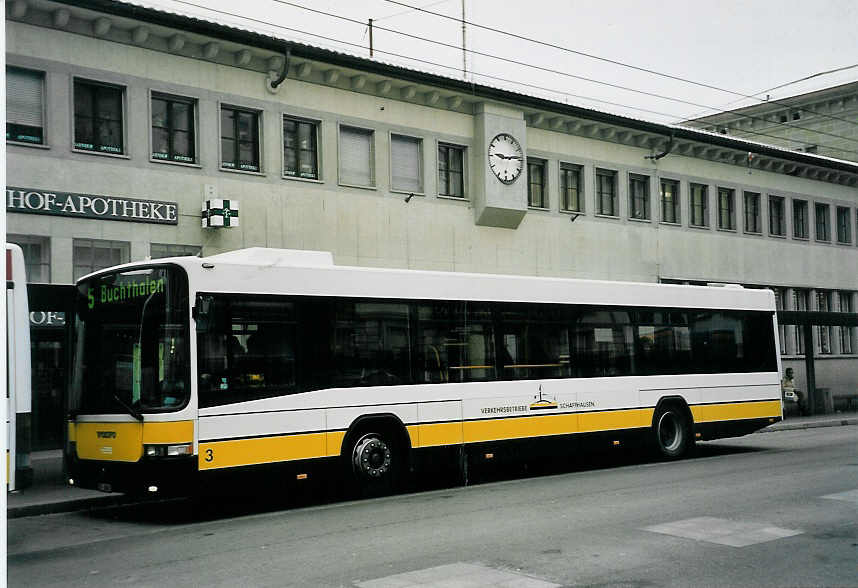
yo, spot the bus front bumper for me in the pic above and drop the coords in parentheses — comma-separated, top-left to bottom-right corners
(67, 453, 197, 496)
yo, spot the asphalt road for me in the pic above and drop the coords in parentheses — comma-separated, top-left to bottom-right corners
(8, 426, 858, 587)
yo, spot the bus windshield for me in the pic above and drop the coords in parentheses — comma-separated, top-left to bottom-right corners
(70, 266, 190, 415)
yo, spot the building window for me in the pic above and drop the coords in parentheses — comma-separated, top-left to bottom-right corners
(836, 206, 852, 244)
(769, 196, 785, 236)
(596, 169, 617, 216)
(7, 67, 45, 145)
(527, 159, 547, 208)
(283, 116, 319, 180)
(338, 125, 374, 187)
(73, 79, 124, 154)
(438, 143, 465, 198)
(390, 134, 422, 193)
(793, 199, 809, 239)
(72, 239, 130, 281)
(221, 105, 260, 172)
(840, 293, 854, 354)
(151, 93, 196, 164)
(629, 174, 650, 220)
(560, 163, 582, 212)
(815, 203, 830, 241)
(743, 191, 761, 233)
(660, 179, 679, 223)
(794, 289, 808, 355)
(690, 183, 708, 227)
(6, 234, 50, 282)
(717, 187, 735, 230)
(150, 243, 202, 259)
(816, 291, 832, 355)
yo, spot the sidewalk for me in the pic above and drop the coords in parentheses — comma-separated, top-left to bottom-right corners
(7, 450, 134, 519)
(8, 411, 858, 519)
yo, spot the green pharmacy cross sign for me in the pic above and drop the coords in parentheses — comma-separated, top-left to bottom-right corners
(202, 199, 240, 228)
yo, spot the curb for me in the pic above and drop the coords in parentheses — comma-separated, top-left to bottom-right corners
(8, 493, 137, 519)
(757, 417, 858, 433)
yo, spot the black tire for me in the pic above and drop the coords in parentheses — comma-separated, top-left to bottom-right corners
(346, 431, 398, 496)
(652, 405, 692, 459)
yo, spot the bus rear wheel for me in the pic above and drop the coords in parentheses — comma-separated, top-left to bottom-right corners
(653, 405, 691, 459)
(348, 432, 397, 495)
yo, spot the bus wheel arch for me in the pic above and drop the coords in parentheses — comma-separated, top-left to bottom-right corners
(341, 414, 411, 492)
(651, 396, 694, 459)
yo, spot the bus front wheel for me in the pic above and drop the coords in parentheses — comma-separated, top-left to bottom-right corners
(653, 405, 691, 459)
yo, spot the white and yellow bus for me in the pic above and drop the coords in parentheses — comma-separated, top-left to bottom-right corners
(67, 248, 782, 495)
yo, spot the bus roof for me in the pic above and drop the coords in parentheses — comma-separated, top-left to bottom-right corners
(83, 248, 776, 312)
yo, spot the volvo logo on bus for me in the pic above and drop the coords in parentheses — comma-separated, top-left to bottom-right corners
(96, 431, 117, 439)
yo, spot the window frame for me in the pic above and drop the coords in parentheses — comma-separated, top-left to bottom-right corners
(150, 243, 202, 259)
(559, 162, 583, 213)
(526, 157, 548, 209)
(595, 168, 618, 217)
(149, 90, 199, 167)
(219, 102, 263, 174)
(389, 131, 424, 195)
(337, 123, 376, 189)
(282, 114, 322, 182)
(835, 206, 852, 245)
(7, 66, 48, 148)
(792, 199, 809, 240)
(72, 238, 131, 281)
(689, 183, 709, 228)
(437, 141, 466, 199)
(628, 173, 650, 221)
(717, 187, 736, 231)
(768, 195, 786, 237)
(743, 191, 761, 234)
(72, 77, 128, 157)
(6, 234, 51, 283)
(815, 202, 831, 242)
(660, 178, 680, 225)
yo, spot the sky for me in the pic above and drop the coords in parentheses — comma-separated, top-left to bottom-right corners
(140, 0, 858, 126)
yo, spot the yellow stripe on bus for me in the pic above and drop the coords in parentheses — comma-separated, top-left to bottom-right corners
(578, 408, 654, 432)
(199, 432, 326, 470)
(194, 401, 778, 471)
(691, 400, 781, 423)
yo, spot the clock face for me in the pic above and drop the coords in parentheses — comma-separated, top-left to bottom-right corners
(488, 133, 523, 184)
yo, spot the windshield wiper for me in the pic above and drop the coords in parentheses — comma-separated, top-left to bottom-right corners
(112, 393, 144, 422)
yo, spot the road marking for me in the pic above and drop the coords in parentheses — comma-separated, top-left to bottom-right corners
(643, 516, 802, 547)
(355, 562, 560, 588)
(821, 489, 858, 504)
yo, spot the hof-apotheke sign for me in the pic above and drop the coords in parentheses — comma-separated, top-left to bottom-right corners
(6, 187, 178, 225)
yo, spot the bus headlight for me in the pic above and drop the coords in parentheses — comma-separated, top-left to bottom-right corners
(144, 443, 193, 458)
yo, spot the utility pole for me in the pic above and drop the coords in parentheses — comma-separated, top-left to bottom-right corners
(461, 0, 467, 80)
(368, 18, 374, 57)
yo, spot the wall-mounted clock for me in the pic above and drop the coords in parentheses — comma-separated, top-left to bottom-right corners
(488, 133, 523, 184)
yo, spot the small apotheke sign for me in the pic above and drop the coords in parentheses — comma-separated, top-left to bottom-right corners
(202, 199, 240, 228)
(6, 187, 178, 225)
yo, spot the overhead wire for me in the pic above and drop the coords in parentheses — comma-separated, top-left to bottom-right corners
(258, 0, 858, 148)
(680, 63, 858, 121)
(380, 0, 858, 130)
(164, 0, 858, 159)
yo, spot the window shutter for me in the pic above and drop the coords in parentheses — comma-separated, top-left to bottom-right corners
(391, 134, 421, 192)
(339, 126, 373, 186)
(7, 68, 44, 128)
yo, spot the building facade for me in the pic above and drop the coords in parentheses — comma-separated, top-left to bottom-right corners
(685, 80, 858, 163)
(6, 0, 858, 446)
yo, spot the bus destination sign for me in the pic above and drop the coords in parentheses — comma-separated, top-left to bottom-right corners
(6, 187, 178, 225)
